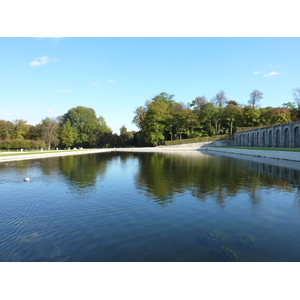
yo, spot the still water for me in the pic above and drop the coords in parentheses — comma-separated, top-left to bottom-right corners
(1, 151, 300, 262)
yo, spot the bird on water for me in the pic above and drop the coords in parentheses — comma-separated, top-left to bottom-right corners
(23, 177, 30, 181)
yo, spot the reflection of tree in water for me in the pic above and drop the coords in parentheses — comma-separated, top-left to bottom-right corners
(58, 153, 112, 192)
(134, 152, 300, 208)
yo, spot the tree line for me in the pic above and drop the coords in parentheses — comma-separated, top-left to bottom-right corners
(132, 90, 300, 146)
(0, 106, 136, 150)
(1, 88, 300, 149)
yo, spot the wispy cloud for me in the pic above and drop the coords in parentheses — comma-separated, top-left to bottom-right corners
(253, 71, 262, 75)
(29, 56, 57, 66)
(43, 109, 55, 113)
(107, 79, 117, 83)
(2, 112, 19, 116)
(264, 71, 280, 77)
(269, 64, 273, 68)
(35, 37, 65, 44)
(56, 89, 70, 93)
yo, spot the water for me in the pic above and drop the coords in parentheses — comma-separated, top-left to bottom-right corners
(1, 151, 300, 261)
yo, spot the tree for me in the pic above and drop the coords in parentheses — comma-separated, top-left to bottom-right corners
(248, 90, 263, 107)
(0, 120, 14, 139)
(120, 125, 127, 136)
(283, 102, 298, 120)
(212, 90, 227, 108)
(12, 119, 29, 139)
(223, 104, 243, 135)
(60, 120, 76, 148)
(40, 117, 59, 150)
(190, 96, 207, 110)
(293, 88, 300, 112)
(132, 92, 176, 146)
(242, 106, 261, 127)
(62, 106, 100, 146)
(259, 107, 274, 126)
(270, 107, 291, 124)
(199, 102, 218, 136)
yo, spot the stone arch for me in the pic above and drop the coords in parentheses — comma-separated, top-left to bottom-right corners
(284, 128, 289, 148)
(276, 129, 280, 148)
(294, 127, 300, 148)
(262, 131, 266, 147)
(251, 132, 255, 147)
(268, 130, 272, 147)
(256, 132, 260, 147)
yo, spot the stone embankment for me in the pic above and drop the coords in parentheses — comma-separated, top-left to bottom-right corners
(1, 141, 300, 162)
(202, 147, 300, 162)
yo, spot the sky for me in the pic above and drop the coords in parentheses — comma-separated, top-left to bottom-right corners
(1, 37, 300, 133)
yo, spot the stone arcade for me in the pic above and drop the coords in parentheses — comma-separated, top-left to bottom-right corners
(234, 120, 300, 148)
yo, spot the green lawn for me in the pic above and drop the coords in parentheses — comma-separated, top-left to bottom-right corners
(223, 147, 300, 152)
(0, 149, 91, 157)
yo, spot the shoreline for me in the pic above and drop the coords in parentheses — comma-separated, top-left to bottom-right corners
(1, 145, 300, 162)
(0, 149, 114, 162)
(203, 147, 300, 162)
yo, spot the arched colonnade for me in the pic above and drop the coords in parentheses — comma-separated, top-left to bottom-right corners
(234, 121, 300, 148)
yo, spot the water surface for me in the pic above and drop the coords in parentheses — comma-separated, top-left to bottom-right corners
(1, 151, 300, 261)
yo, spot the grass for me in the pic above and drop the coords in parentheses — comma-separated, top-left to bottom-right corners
(0, 149, 96, 157)
(223, 147, 300, 152)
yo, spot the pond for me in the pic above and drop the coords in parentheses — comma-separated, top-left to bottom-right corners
(1, 150, 300, 262)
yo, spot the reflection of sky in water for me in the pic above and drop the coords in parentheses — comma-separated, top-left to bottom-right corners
(0, 152, 300, 262)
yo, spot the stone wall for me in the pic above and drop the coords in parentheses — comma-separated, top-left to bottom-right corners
(234, 120, 300, 148)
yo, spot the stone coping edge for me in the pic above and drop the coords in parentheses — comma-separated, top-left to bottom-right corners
(203, 147, 300, 162)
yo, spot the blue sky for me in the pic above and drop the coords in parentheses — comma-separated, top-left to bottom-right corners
(1, 37, 300, 133)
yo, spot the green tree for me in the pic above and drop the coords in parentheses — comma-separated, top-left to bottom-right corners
(40, 117, 60, 150)
(12, 119, 29, 139)
(0, 120, 14, 139)
(199, 102, 218, 136)
(223, 104, 243, 135)
(60, 120, 76, 148)
(283, 102, 298, 120)
(270, 107, 291, 124)
(63, 106, 100, 146)
(259, 107, 274, 126)
(133, 93, 175, 146)
(242, 106, 261, 127)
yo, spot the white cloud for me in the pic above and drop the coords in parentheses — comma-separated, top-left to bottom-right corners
(56, 89, 70, 93)
(107, 79, 117, 83)
(89, 82, 99, 86)
(253, 71, 262, 75)
(43, 109, 55, 113)
(29, 56, 57, 66)
(264, 71, 280, 77)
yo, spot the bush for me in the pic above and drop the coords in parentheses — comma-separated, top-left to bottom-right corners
(164, 134, 232, 146)
(0, 139, 46, 150)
